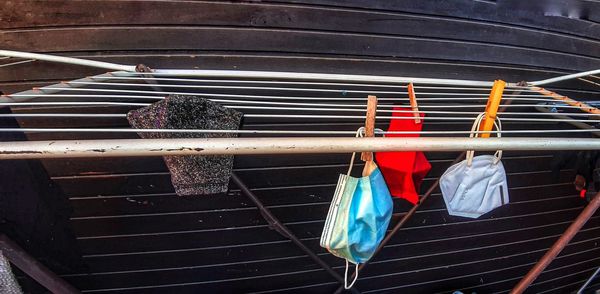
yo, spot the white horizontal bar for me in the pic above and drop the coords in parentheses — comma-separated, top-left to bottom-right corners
(0, 102, 149, 106)
(535, 105, 600, 138)
(67, 81, 548, 97)
(3, 112, 598, 123)
(0, 50, 137, 72)
(2, 93, 590, 110)
(32, 87, 561, 102)
(104, 75, 534, 91)
(1, 137, 599, 159)
(147, 69, 599, 87)
(0, 128, 598, 135)
(152, 69, 504, 87)
(5, 101, 599, 117)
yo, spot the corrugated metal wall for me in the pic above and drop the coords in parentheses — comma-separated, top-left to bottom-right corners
(1, 1, 600, 293)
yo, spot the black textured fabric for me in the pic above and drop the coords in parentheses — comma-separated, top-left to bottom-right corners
(127, 95, 243, 196)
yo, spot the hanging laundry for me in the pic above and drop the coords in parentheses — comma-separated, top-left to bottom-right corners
(440, 113, 509, 218)
(375, 107, 431, 204)
(321, 128, 393, 289)
(127, 95, 243, 196)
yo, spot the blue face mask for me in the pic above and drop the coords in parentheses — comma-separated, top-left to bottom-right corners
(321, 143, 393, 289)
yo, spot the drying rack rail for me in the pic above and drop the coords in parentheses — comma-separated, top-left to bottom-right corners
(0, 49, 599, 158)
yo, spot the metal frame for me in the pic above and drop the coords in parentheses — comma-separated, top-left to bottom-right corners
(0, 234, 79, 294)
(1, 50, 599, 159)
(577, 266, 600, 294)
(511, 192, 600, 294)
(231, 174, 361, 294)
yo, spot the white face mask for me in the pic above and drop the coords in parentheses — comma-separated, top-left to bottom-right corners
(440, 113, 510, 218)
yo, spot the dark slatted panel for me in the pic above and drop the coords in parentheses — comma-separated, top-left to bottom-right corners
(1, 1, 600, 293)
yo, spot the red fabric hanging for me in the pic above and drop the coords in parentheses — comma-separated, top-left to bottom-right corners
(375, 107, 431, 204)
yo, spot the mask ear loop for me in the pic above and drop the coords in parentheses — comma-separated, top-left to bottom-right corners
(347, 127, 365, 176)
(492, 116, 503, 164)
(466, 113, 486, 166)
(344, 260, 360, 289)
(347, 127, 384, 175)
(467, 113, 503, 166)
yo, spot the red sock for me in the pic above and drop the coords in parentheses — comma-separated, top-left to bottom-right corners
(375, 107, 431, 204)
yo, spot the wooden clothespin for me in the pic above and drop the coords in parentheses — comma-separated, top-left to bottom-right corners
(407, 82, 421, 124)
(480, 80, 506, 138)
(361, 95, 377, 176)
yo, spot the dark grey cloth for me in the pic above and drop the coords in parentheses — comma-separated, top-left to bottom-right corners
(127, 95, 243, 196)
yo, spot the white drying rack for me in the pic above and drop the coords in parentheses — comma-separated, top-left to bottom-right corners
(0, 50, 600, 159)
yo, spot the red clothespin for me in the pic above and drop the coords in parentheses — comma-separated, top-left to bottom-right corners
(361, 95, 377, 175)
(407, 83, 421, 124)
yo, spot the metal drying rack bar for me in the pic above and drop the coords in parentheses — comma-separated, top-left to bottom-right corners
(1, 137, 599, 160)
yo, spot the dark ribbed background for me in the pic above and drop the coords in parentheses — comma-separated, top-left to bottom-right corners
(1, 1, 600, 293)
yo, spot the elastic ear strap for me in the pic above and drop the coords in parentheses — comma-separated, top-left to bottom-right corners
(347, 128, 364, 175)
(344, 260, 360, 289)
(468, 114, 504, 165)
(493, 117, 503, 163)
(347, 152, 357, 175)
(467, 113, 486, 166)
